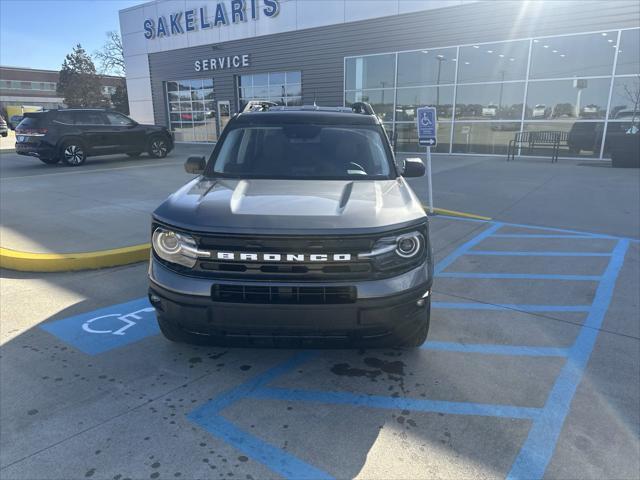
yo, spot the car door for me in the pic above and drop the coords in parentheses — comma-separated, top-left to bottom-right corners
(73, 111, 112, 154)
(104, 111, 145, 153)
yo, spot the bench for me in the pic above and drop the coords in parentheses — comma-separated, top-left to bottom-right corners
(507, 130, 566, 162)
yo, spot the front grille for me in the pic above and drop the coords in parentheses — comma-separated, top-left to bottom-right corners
(212, 284, 356, 304)
(191, 232, 376, 281)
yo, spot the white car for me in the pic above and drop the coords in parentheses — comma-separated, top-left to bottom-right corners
(532, 104, 547, 118)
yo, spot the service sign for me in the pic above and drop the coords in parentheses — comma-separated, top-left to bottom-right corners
(416, 106, 437, 147)
(143, 0, 280, 40)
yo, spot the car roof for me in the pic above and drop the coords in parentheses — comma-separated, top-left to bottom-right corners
(235, 110, 380, 126)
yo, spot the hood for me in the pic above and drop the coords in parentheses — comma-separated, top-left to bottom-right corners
(153, 177, 427, 234)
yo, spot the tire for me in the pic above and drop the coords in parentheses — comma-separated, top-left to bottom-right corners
(148, 136, 170, 158)
(397, 296, 431, 347)
(60, 140, 87, 166)
(127, 152, 142, 158)
(1, 132, 7, 137)
(39, 157, 60, 165)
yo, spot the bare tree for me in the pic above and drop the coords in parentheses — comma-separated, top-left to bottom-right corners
(94, 31, 125, 76)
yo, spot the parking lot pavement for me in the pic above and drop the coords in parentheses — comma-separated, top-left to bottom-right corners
(1, 215, 638, 480)
(0, 144, 212, 253)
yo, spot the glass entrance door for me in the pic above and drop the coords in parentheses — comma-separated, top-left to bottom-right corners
(217, 100, 231, 136)
(166, 79, 217, 142)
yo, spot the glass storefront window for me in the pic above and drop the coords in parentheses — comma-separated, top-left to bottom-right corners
(238, 70, 302, 108)
(345, 54, 396, 90)
(609, 76, 640, 120)
(523, 121, 603, 157)
(166, 79, 217, 142)
(345, 90, 394, 123)
(395, 122, 451, 153)
(397, 48, 457, 87)
(525, 78, 611, 120)
(529, 32, 616, 79)
(395, 85, 454, 121)
(455, 82, 525, 120)
(617, 29, 640, 75)
(453, 122, 520, 155)
(343, 29, 634, 157)
(458, 41, 529, 83)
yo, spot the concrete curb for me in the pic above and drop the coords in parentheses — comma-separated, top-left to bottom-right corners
(0, 244, 150, 272)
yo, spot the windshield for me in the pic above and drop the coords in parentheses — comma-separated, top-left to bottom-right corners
(209, 124, 394, 180)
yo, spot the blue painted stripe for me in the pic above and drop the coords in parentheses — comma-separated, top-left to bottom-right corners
(423, 341, 569, 357)
(437, 214, 639, 243)
(250, 387, 541, 420)
(432, 302, 591, 312)
(507, 239, 629, 480)
(187, 351, 333, 480)
(435, 222, 503, 275)
(188, 414, 334, 480)
(491, 234, 598, 239)
(437, 272, 602, 281)
(466, 250, 611, 257)
(189, 351, 315, 417)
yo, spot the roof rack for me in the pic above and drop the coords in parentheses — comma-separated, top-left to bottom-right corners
(240, 101, 377, 116)
(241, 100, 278, 113)
(350, 102, 375, 115)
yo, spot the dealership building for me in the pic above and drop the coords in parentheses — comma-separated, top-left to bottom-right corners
(119, 0, 639, 159)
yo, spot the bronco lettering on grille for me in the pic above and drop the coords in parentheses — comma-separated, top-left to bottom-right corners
(214, 252, 352, 262)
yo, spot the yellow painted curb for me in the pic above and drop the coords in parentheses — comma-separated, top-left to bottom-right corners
(424, 206, 492, 221)
(0, 244, 150, 272)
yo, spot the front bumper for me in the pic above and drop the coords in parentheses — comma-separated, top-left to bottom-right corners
(148, 258, 432, 344)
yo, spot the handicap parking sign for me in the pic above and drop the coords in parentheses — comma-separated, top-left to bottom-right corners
(417, 106, 437, 147)
(41, 297, 159, 355)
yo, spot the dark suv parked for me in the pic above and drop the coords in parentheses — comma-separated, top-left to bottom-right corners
(148, 102, 433, 348)
(15, 109, 174, 166)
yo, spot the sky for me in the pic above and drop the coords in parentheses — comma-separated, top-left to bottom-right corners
(0, 0, 147, 73)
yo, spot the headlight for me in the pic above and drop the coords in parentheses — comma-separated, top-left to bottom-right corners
(359, 230, 426, 271)
(152, 227, 208, 268)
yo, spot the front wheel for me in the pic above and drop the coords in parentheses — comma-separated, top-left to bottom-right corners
(60, 141, 86, 166)
(148, 137, 170, 158)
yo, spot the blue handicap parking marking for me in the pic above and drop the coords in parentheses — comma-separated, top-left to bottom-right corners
(40, 297, 158, 355)
(186, 216, 633, 480)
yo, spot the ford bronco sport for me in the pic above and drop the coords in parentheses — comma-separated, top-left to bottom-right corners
(148, 102, 433, 347)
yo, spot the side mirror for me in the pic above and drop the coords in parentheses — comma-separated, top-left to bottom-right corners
(402, 157, 426, 178)
(184, 155, 206, 175)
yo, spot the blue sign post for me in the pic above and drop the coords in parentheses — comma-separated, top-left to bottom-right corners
(416, 106, 437, 213)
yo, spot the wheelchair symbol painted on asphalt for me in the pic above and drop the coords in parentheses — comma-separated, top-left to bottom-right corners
(41, 298, 160, 355)
(81, 307, 155, 336)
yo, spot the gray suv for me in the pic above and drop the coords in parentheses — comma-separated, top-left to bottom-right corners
(148, 102, 433, 347)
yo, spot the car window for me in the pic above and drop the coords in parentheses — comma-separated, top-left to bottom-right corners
(54, 111, 75, 124)
(75, 111, 107, 125)
(105, 112, 135, 126)
(211, 124, 393, 180)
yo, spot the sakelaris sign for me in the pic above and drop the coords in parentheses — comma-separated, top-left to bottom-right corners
(144, 0, 279, 39)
